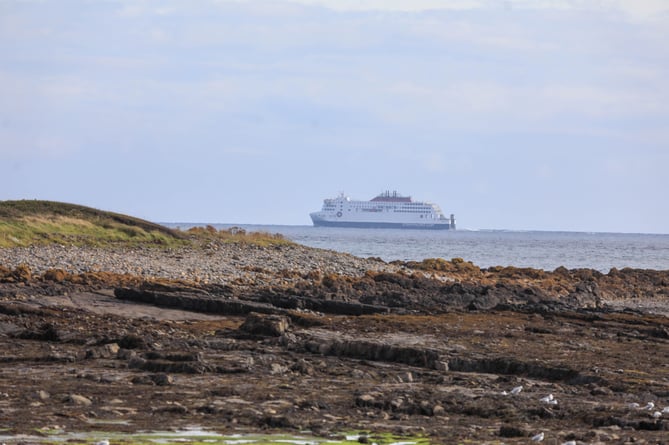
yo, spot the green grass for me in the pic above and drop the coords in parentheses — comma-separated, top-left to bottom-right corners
(0, 200, 293, 248)
(3, 429, 431, 445)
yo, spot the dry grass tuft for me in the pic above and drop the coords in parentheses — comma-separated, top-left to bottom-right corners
(185, 225, 293, 247)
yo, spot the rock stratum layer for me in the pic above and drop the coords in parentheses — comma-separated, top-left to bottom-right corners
(1, 244, 669, 444)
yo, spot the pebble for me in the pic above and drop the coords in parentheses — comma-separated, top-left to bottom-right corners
(433, 404, 445, 416)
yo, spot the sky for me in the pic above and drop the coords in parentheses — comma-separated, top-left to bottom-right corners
(1, 0, 668, 233)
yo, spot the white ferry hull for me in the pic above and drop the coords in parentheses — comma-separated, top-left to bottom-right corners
(310, 191, 456, 230)
(310, 214, 452, 230)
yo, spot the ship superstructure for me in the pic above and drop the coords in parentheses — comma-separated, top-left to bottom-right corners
(310, 190, 455, 230)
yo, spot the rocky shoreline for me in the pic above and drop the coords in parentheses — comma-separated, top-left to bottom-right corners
(0, 244, 399, 285)
(2, 244, 669, 444)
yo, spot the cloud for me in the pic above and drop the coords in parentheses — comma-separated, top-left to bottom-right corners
(1, 1, 667, 216)
(615, 0, 669, 21)
(283, 0, 488, 12)
(228, 0, 669, 20)
(379, 79, 667, 131)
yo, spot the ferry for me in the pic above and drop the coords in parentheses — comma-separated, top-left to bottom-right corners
(310, 191, 455, 230)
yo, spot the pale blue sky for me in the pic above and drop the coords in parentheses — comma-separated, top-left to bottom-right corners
(1, 0, 668, 233)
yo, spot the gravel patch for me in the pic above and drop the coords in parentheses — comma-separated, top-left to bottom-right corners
(0, 244, 400, 285)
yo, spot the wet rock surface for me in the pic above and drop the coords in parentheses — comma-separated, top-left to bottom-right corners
(1, 245, 669, 443)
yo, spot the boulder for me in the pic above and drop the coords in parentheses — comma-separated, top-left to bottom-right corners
(564, 280, 602, 308)
(67, 394, 93, 406)
(17, 323, 61, 342)
(150, 373, 174, 386)
(85, 343, 120, 359)
(499, 425, 527, 438)
(43, 269, 68, 282)
(13, 264, 32, 282)
(239, 312, 290, 337)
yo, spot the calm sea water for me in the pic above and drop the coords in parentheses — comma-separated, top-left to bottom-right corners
(170, 224, 669, 272)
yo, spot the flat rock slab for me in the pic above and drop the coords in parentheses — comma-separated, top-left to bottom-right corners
(32, 289, 230, 321)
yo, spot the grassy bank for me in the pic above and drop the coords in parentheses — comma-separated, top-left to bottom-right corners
(0, 200, 292, 248)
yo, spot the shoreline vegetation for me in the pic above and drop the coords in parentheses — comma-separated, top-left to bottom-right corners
(2, 200, 669, 442)
(0, 200, 292, 248)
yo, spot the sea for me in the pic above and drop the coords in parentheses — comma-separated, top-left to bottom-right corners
(168, 224, 669, 273)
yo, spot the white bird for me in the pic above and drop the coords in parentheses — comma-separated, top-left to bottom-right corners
(652, 411, 662, 419)
(627, 402, 640, 409)
(561, 441, 576, 445)
(539, 394, 554, 403)
(510, 385, 523, 395)
(662, 406, 669, 414)
(501, 390, 508, 396)
(531, 432, 544, 442)
(95, 440, 109, 445)
(644, 401, 655, 410)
